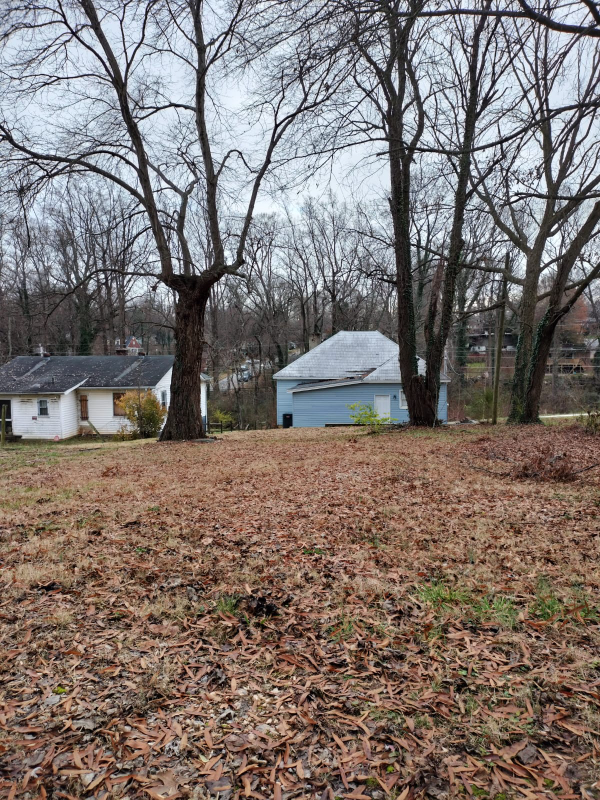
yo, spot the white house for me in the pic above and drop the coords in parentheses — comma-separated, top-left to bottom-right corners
(0, 355, 209, 440)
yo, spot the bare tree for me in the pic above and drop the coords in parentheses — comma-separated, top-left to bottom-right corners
(473, 20, 600, 422)
(313, 0, 513, 424)
(0, 0, 341, 438)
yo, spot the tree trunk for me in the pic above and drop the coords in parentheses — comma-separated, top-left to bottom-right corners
(299, 296, 309, 353)
(507, 259, 539, 422)
(511, 200, 600, 423)
(160, 279, 210, 441)
(388, 79, 436, 426)
(519, 308, 555, 423)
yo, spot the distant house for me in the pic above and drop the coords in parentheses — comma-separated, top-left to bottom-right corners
(0, 355, 209, 440)
(116, 335, 145, 356)
(273, 331, 449, 427)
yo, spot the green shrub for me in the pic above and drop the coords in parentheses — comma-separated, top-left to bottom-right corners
(117, 390, 167, 438)
(211, 408, 236, 426)
(347, 402, 397, 434)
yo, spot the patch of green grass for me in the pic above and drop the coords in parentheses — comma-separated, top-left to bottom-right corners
(463, 694, 479, 715)
(531, 576, 563, 620)
(302, 547, 325, 555)
(417, 580, 470, 608)
(216, 594, 239, 615)
(474, 595, 519, 629)
(369, 708, 404, 725)
(413, 713, 432, 730)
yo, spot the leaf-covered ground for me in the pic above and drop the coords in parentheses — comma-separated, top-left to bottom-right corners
(1, 425, 599, 800)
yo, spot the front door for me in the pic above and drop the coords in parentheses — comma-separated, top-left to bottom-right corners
(373, 394, 390, 417)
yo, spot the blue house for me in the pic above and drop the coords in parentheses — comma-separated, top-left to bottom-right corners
(274, 331, 448, 427)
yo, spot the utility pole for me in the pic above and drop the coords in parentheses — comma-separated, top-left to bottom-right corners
(492, 254, 510, 424)
(1, 404, 6, 448)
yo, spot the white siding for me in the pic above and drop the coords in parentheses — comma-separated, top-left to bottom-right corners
(154, 369, 172, 410)
(60, 390, 80, 439)
(84, 389, 133, 435)
(152, 369, 208, 422)
(11, 395, 63, 439)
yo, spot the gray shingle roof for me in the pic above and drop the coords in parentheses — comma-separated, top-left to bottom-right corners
(273, 331, 442, 382)
(273, 331, 400, 380)
(363, 354, 428, 382)
(0, 356, 177, 395)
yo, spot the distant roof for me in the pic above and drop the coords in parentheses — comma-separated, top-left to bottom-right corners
(0, 356, 181, 395)
(273, 331, 400, 380)
(273, 331, 442, 382)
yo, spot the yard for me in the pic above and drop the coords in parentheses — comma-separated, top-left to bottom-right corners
(1, 425, 599, 800)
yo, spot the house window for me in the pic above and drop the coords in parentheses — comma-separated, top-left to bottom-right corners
(38, 399, 49, 417)
(160, 390, 167, 409)
(399, 388, 408, 409)
(113, 393, 125, 416)
(80, 394, 89, 421)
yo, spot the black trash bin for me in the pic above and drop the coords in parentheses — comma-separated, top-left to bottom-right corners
(282, 413, 293, 429)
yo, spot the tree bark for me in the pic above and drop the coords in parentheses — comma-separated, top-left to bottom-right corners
(160, 278, 211, 441)
(507, 252, 541, 422)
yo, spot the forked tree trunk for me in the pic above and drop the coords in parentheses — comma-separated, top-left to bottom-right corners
(160, 277, 211, 441)
(405, 373, 438, 425)
(510, 201, 600, 424)
(520, 309, 555, 424)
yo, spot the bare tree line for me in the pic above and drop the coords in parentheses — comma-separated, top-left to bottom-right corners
(1, 0, 600, 436)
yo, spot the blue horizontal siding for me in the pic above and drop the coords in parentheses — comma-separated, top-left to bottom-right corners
(291, 383, 405, 427)
(275, 380, 301, 425)
(438, 383, 447, 421)
(288, 382, 448, 427)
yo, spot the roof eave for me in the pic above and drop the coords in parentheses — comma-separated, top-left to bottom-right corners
(0, 390, 67, 396)
(289, 378, 364, 393)
(83, 385, 154, 390)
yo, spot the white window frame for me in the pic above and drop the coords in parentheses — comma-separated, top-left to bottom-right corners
(399, 388, 408, 409)
(37, 399, 49, 417)
(160, 390, 167, 409)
